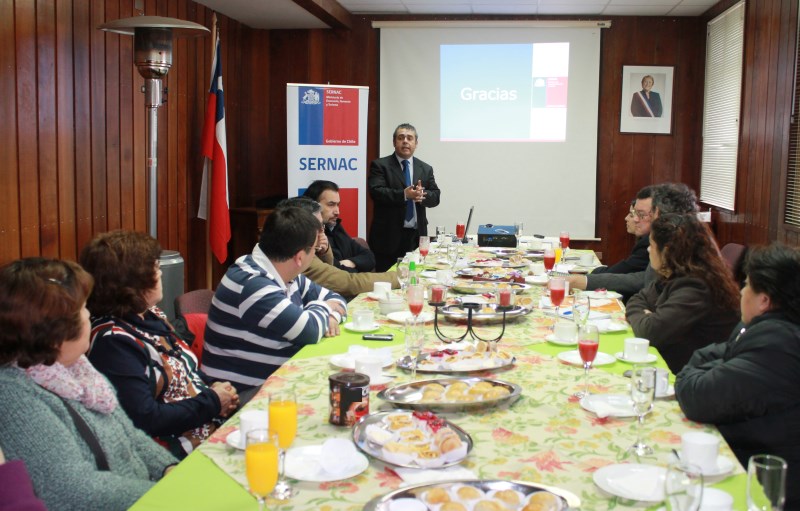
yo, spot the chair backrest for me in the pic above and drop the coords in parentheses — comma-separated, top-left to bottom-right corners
(720, 243, 747, 286)
(174, 289, 215, 362)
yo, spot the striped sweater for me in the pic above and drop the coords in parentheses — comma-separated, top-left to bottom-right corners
(202, 246, 347, 391)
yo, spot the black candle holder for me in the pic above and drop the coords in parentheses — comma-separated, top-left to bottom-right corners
(428, 300, 514, 344)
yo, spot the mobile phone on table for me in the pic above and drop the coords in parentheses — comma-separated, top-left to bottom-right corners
(362, 334, 393, 341)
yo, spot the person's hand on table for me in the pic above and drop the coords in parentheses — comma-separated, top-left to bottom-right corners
(211, 381, 239, 417)
(325, 316, 340, 337)
(566, 274, 588, 291)
(326, 299, 346, 318)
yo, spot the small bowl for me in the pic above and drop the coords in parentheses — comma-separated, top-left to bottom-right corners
(379, 298, 405, 315)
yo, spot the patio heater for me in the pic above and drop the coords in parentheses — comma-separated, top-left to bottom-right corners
(98, 16, 209, 320)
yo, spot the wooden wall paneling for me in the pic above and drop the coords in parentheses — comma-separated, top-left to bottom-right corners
(118, 0, 135, 232)
(90, 1, 108, 234)
(16, 0, 41, 257)
(165, 0, 179, 250)
(175, 0, 189, 259)
(132, 3, 146, 234)
(56, 0, 77, 260)
(104, 0, 121, 233)
(73, 0, 94, 253)
(37, 0, 59, 258)
(0, 0, 20, 262)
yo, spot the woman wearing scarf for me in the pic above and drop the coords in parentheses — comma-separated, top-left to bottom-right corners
(81, 231, 239, 459)
(0, 258, 176, 510)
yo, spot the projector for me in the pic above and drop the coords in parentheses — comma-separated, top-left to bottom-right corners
(477, 224, 517, 248)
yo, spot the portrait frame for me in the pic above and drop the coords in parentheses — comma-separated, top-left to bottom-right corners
(620, 65, 674, 134)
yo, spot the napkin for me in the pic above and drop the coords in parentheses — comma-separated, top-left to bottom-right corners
(609, 469, 663, 500)
(584, 396, 635, 418)
(319, 438, 361, 475)
(393, 465, 477, 486)
(590, 319, 629, 333)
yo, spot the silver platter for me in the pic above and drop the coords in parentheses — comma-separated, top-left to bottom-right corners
(377, 377, 522, 412)
(450, 281, 530, 294)
(363, 479, 581, 510)
(351, 411, 473, 469)
(481, 247, 545, 259)
(469, 260, 530, 268)
(439, 303, 531, 324)
(396, 352, 516, 374)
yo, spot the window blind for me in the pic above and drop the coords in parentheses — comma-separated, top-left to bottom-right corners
(700, 1, 745, 211)
(785, 5, 800, 227)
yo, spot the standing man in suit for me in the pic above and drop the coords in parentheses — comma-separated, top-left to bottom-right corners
(368, 123, 441, 271)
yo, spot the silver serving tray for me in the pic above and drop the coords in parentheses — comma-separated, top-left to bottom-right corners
(396, 351, 516, 374)
(439, 303, 531, 324)
(450, 281, 531, 294)
(363, 479, 581, 510)
(470, 259, 530, 268)
(377, 377, 522, 412)
(351, 411, 473, 469)
(481, 247, 545, 259)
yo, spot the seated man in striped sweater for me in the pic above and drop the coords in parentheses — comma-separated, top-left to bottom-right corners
(202, 205, 347, 395)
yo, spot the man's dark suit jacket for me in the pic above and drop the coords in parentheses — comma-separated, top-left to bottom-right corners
(591, 234, 650, 275)
(367, 154, 441, 257)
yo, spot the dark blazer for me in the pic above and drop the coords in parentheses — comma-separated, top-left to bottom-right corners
(631, 90, 663, 117)
(367, 154, 441, 256)
(592, 234, 650, 275)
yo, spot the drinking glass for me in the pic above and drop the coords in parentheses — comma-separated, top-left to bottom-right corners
(397, 257, 410, 292)
(447, 243, 460, 269)
(435, 225, 446, 242)
(548, 277, 566, 319)
(665, 462, 704, 511)
(246, 429, 280, 511)
(747, 454, 787, 511)
(404, 317, 425, 380)
(574, 324, 599, 399)
(514, 221, 524, 247)
(554, 243, 563, 264)
(543, 248, 556, 272)
(406, 284, 425, 320)
(269, 390, 298, 500)
(418, 236, 430, 265)
(572, 291, 591, 328)
(456, 222, 466, 240)
(560, 231, 570, 250)
(628, 366, 656, 457)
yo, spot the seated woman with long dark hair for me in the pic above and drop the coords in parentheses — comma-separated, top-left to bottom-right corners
(676, 244, 800, 509)
(625, 213, 740, 373)
(80, 230, 239, 459)
(0, 258, 176, 510)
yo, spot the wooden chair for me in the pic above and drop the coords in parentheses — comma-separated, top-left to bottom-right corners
(174, 289, 215, 362)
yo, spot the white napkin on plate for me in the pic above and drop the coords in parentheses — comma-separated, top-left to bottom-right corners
(584, 396, 635, 418)
(590, 319, 629, 333)
(393, 466, 477, 486)
(610, 469, 663, 500)
(319, 438, 361, 475)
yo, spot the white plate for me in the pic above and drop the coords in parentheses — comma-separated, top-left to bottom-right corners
(557, 350, 616, 367)
(368, 292, 396, 301)
(330, 353, 394, 370)
(386, 311, 435, 324)
(368, 375, 395, 387)
(591, 320, 630, 333)
(614, 352, 658, 364)
(656, 384, 675, 399)
(666, 453, 735, 478)
(226, 429, 244, 450)
(584, 290, 623, 299)
(580, 394, 637, 418)
(593, 463, 666, 502)
(285, 444, 369, 482)
(545, 333, 577, 346)
(525, 275, 549, 285)
(342, 322, 381, 333)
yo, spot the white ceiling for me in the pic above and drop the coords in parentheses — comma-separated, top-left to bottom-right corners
(193, 0, 718, 29)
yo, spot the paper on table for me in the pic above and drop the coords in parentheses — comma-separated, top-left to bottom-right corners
(393, 466, 477, 486)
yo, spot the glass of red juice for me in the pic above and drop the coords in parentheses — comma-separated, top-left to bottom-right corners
(456, 222, 466, 240)
(406, 284, 425, 318)
(575, 324, 600, 398)
(560, 231, 570, 250)
(543, 248, 556, 271)
(548, 277, 566, 319)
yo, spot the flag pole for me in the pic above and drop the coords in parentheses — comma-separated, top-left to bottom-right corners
(204, 13, 218, 289)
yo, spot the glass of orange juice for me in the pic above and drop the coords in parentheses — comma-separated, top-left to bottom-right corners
(269, 390, 298, 500)
(245, 429, 279, 510)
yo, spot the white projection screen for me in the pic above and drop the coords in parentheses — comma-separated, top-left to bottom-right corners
(376, 21, 605, 240)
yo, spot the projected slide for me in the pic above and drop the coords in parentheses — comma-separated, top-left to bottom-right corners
(440, 43, 569, 142)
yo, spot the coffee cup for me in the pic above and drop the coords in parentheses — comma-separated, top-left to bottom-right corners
(655, 368, 670, 396)
(553, 321, 577, 342)
(378, 295, 405, 315)
(353, 309, 374, 330)
(623, 337, 650, 362)
(530, 262, 546, 276)
(529, 239, 543, 250)
(239, 409, 269, 448)
(579, 252, 595, 266)
(681, 431, 720, 473)
(373, 281, 391, 298)
(354, 354, 383, 383)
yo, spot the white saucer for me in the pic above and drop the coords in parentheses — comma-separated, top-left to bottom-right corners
(330, 353, 394, 370)
(342, 322, 381, 333)
(667, 453, 735, 478)
(226, 429, 244, 450)
(368, 375, 395, 387)
(580, 394, 637, 418)
(386, 311, 435, 324)
(593, 463, 666, 502)
(545, 334, 577, 346)
(584, 290, 623, 299)
(285, 445, 369, 482)
(557, 350, 616, 367)
(525, 275, 549, 285)
(591, 320, 630, 333)
(656, 384, 675, 399)
(614, 352, 658, 364)
(368, 292, 392, 301)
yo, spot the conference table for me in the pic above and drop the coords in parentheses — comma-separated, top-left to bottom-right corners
(131, 247, 748, 511)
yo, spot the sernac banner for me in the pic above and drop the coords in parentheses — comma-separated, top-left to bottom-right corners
(287, 84, 369, 238)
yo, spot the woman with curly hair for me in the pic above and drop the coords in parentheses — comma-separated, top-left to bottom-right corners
(625, 213, 740, 373)
(0, 258, 176, 510)
(80, 230, 238, 459)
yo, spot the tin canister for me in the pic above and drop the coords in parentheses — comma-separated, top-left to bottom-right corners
(329, 372, 370, 426)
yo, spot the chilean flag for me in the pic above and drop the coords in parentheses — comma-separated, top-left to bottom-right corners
(200, 36, 230, 263)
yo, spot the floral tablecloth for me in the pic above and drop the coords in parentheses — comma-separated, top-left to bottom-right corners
(198, 343, 743, 510)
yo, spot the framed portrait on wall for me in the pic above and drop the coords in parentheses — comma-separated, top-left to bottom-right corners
(620, 65, 674, 134)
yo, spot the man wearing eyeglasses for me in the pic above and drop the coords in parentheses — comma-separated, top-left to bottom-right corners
(590, 186, 654, 275)
(568, 183, 699, 299)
